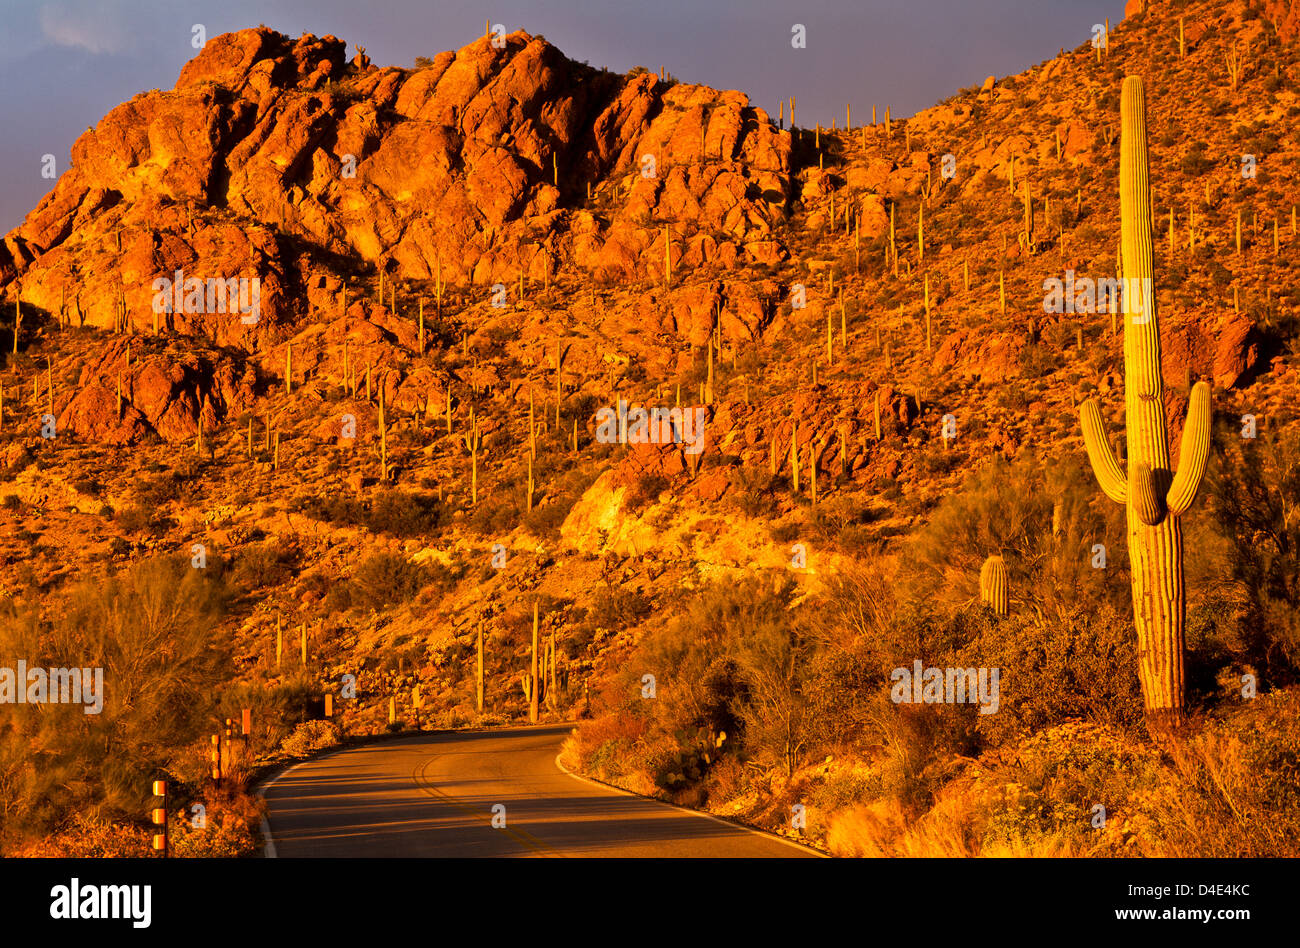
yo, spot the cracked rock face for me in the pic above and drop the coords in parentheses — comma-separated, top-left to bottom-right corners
(1, 27, 792, 348)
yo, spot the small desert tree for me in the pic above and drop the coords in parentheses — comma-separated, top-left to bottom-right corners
(0, 556, 231, 847)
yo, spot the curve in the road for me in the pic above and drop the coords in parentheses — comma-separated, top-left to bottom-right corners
(259, 724, 822, 858)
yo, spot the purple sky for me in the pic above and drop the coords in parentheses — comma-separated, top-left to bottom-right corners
(0, 0, 1125, 233)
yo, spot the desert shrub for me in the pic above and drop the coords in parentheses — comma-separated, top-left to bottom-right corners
(323, 582, 353, 614)
(563, 712, 651, 789)
(730, 618, 813, 777)
(959, 692, 1298, 858)
(464, 492, 523, 535)
(300, 494, 361, 523)
(9, 814, 150, 857)
(232, 540, 299, 590)
(297, 571, 332, 601)
(572, 578, 803, 796)
(221, 674, 320, 752)
(730, 465, 780, 518)
(801, 636, 878, 752)
(1020, 342, 1064, 378)
(628, 576, 807, 767)
(1207, 424, 1300, 680)
(587, 584, 653, 629)
(874, 697, 979, 815)
(114, 503, 157, 533)
(808, 496, 886, 554)
(71, 478, 101, 496)
(348, 552, 456, 612)
(624, 474, 668, 513)
(897, 451, 1128, 622)
(816, 546, 1141, 749)
(701, 752, 755, 807)
(826, 690, 1300, 859)
(768, 519, 801, 543)
(808, 766, 879, 816)
(279, 720, 343, 759)
(1179, 143, 1214, 176)
(0, 556, 232, 848)
(960, 602, 1144, 744)
(522, 461, 599, 538)
(1139, 691, 1300, 856)
(522, 500, 569, 537)
(302, 490, 445, 537)
(169, 802, 260, 857)
(131, 468, 197, 507)
(363, 490, 445, 536)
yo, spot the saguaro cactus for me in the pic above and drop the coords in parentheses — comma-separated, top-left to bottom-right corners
(546, 631, 558, 710)
(979, 555, 1009, 616)
(463, 410, 482, 504)
(529, 602, 540, 723)
(1078, 77, 1212, 734)
(476, 624, 485, 713)
(378, 384, 388, 481)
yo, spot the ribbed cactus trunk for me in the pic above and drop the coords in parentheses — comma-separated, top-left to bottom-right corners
(476, 624, 484, 713)
(1079, 77, 1212, 736)
(979, 555, 1009, 616)
(529, 602, 540, 724)
(1116, 76, 1184, 730)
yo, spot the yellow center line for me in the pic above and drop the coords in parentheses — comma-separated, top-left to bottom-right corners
(411, 754, 564, 857)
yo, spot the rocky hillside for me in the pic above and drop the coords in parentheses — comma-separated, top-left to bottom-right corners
(1, 0, 1298, 854)
(1, 27, 789, 333)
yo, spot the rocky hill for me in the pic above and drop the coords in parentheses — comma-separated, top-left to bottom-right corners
(2, 0, 1299, 856)
(1, 27, 789, 330)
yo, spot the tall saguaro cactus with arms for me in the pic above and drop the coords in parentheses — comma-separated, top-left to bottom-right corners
(1079, 76, 1212, 734)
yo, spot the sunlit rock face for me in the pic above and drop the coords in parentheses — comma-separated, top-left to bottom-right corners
(1, 26, 792, 347)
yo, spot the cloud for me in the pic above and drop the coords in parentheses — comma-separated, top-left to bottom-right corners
(39, 3, 131, 55)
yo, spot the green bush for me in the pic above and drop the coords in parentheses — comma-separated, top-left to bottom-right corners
(587, 584, 653, 629)
(114, 503, 156, 533)
(0, 556, 232, 848)
(279, 720, 343, 759)
(897, 451, 1128, 622)
(601, 576, 809, 780)
(960, 602, 1143, 744)
(232, 540, 299, 590)
(302, 490, 446, 537)
(348, 552, 456, 613)
(1207, 425, 1300, 681)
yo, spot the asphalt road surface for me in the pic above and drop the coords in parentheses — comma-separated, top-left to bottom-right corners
(260, 725, 820, 857)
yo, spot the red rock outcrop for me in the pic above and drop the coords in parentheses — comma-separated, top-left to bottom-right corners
(1161, 309, 1260, 390)
(57, 340, 256, 443)
(1264, 0, 1300, 40)
(1, 27, 793, 349)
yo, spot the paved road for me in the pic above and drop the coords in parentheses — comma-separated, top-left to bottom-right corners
(260, 725, 820, 857)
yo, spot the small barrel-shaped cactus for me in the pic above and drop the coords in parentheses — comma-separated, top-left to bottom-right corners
(979, 555, 1009, 616)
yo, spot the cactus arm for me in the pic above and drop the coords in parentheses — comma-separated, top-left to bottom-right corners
(1166, 380, 1212, 516)
(1132, 462, 1165, 525)
(1080, 399, 1128, 504)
